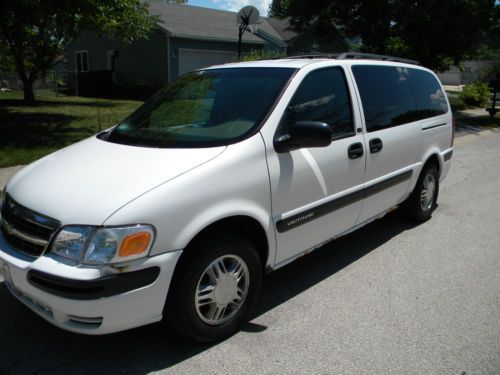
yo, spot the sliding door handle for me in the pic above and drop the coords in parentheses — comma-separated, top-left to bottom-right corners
(369, 138, 383, 153)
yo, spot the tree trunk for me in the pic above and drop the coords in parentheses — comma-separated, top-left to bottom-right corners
(22, 79, 35, 104)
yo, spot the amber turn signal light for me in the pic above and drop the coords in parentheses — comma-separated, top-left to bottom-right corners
(119, 232, 151, 257)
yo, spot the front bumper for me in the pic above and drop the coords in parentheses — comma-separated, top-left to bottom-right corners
(0, 231, 182, 335)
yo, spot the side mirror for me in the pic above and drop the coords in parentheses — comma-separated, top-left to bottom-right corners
(275, 121, 332, 152)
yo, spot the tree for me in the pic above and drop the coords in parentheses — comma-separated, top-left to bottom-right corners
(0, 0, 158, 103)
(474, 4, 500, 88)
(269, 0, 497, 72)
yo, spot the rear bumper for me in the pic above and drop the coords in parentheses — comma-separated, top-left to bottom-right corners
(0, 231, 182, 335)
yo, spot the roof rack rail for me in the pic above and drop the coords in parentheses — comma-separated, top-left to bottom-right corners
(273, 53, 340, 60)
(275, 52, 420, 65)
(336, 52, 420, 65)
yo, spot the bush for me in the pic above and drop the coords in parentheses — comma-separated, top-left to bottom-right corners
(459, 82, 491, 107)
(239, 49, 285, 62)
(447, 94, 466, 111)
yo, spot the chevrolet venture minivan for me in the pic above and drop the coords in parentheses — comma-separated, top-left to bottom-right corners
(0, 53, 453, 342)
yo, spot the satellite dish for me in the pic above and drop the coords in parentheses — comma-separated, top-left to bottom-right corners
(236, 5, 260, 26)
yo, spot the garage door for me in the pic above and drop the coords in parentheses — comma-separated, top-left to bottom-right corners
(178, 49, 237, 76)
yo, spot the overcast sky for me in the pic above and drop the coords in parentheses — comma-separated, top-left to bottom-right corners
(188, 0, 272, 16)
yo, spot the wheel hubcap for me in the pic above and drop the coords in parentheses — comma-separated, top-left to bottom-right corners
(420, 173, 436, 211)
(195, 254, 250, 326)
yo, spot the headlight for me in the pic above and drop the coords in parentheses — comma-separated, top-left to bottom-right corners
(49, 224, 155, 265)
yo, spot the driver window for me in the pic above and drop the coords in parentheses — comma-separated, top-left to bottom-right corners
(284, 67, 354, 138)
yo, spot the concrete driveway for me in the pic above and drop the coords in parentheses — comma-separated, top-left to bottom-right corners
(0, 132, 499, 374)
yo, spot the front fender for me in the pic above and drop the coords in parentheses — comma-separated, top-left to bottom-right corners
(104, 134, 276, 269)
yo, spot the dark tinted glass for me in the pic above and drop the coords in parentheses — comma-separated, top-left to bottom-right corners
(407, 69, 448, 117)
(352, 65, 417, 131)
(285, 67, 353, 138)
(107, 68, 295, 148)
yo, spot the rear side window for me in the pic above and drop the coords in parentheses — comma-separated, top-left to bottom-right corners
(352, 65, 416, 131)
(352, 65, 448, 132)
(284, 67, 354, 138)
(406, 69, 448, 117)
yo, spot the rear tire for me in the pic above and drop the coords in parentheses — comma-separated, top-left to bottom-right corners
(402, 164, 439, 222)
(165, 235, 262, 343)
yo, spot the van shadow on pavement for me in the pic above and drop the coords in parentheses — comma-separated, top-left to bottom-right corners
(0, 212, 418, 374)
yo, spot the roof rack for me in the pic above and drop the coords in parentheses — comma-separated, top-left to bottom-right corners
(336, 52, 420, 65)
(276, 52, 420, 65)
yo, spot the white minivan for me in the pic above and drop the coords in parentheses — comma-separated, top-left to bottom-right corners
(0, 53, 453, 342)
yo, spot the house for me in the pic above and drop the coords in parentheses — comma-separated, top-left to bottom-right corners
(66, 2, 348, 92)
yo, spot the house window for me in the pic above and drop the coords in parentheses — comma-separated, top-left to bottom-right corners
(106, 50, 117, 72)
(75, 50, 89, 72)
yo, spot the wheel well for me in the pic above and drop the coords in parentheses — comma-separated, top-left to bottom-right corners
(423, 154, 441, 176)
(182, 216, 269, 271)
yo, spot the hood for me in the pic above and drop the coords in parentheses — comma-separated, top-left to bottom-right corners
(6, 136, 225, 224)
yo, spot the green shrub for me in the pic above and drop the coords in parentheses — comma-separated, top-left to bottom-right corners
(239, 49, 285, 62)
(459, 82, 491, 107)
(447, 94, 466, 111)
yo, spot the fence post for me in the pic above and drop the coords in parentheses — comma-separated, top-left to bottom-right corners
(54, 71, 58, 98)
(486, 89, 498, 119)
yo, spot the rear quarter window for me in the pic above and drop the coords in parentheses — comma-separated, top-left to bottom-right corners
(352, 65, 449, 133)
(406, 69, 449, 117)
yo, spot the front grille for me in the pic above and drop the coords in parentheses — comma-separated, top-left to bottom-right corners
(1, 193, 60, 257)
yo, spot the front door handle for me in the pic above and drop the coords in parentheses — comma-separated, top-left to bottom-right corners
(348, 142, 364, 159)
(369, 138, 383, 153)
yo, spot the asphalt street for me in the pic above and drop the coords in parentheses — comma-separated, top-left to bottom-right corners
(0, 131, 499, 374)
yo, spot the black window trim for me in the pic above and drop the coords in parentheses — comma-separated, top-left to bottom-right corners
(273, 65, 357, 149)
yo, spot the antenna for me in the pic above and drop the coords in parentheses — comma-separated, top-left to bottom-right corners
(236, 6, 260, 59)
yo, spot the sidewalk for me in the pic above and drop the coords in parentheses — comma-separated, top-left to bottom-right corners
(454, 107, 500, 144)
(0, 165, 23, 191)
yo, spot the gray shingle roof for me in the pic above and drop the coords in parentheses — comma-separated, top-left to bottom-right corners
(148, 2, 297, 45)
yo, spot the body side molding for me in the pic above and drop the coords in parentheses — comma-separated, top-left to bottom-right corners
(276, 169, 413, 233)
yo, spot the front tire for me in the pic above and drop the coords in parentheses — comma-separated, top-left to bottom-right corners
(403, 164, 439, 222)
(165, 235, 262, 342)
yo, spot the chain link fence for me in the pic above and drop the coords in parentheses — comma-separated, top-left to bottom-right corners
(0, 70, 78, 98)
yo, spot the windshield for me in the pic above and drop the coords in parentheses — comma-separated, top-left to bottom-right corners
(106, 68, 296, 148)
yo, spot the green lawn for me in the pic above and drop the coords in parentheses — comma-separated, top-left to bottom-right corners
(0, 91, 143, 168)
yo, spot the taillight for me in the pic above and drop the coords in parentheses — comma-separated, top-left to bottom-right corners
(451, 116, 456, 147)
